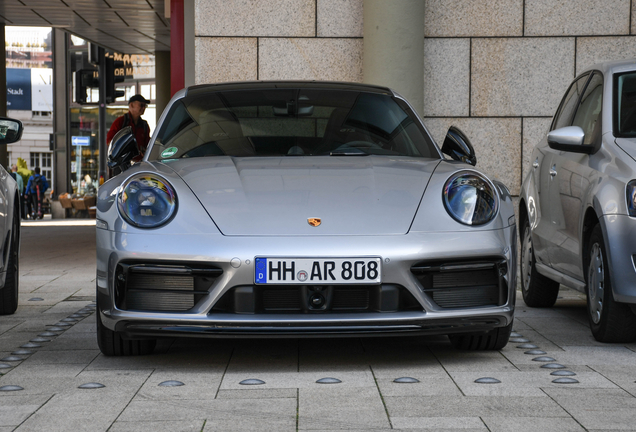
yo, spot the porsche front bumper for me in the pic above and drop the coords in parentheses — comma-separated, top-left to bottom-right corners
(96, 225, 516, 339)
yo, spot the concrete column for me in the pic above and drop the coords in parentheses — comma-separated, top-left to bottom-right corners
(0, 25, 8, 169)
(170, 0, 185, 96)
(52, 29, 71, 199)
(155, 51, 171, 123)
(363, 0, 425, 115)
(183, 0, 195, 88)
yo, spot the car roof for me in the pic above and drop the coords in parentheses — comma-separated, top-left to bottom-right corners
(580, 58, 636, 76)
(186, 80, 394, 97)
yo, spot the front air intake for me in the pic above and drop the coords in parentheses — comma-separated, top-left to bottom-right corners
(115, 263, 223, 312)
(411, 259, 507, 309)
(126, 273, 196, 311)
(211, 284, 421, 314)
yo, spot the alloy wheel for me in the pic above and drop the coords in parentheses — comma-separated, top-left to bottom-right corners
(587, 242, 604, 325)
(521, 225, 533, 294)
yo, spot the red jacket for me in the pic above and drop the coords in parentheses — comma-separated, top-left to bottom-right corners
(107, 113, 151, 162)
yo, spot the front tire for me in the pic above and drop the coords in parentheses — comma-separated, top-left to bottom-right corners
(586, 225, 636, 342)
(520, 218, 559, 307)
(0, 211, 19, 315)
(448, 321, 513, 350)
(96, 297, 156, 356)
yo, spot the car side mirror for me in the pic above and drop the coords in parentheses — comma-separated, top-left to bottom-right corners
(0, 118, 24, 145)
(441, 126, 477, 166)
(108, 126, 139, 171)
(547, 126, 594, 154)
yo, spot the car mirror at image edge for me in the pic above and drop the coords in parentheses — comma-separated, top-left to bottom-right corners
(441, 126, 477, 166)
(0, 117, 24, 145)
(108, 126, 139, 171)
(547, 126, 594, 154)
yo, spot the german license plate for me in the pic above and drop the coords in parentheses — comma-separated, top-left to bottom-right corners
(254, 257, 382, 284)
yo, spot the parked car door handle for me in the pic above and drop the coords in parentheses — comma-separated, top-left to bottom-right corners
(550, 165, 557, 177)
(533, 158, 539, 169)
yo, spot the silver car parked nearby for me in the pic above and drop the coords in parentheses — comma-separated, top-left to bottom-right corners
(520, 59, 636, 342)
(0, 117, 23, 315)
(96, 81, 517, 356)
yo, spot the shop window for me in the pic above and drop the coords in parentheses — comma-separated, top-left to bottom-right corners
(123, 84, 137, 102)
(141, 84, 156, 101)
(30, 152, 53, 183)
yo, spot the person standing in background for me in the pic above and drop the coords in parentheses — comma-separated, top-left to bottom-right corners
(107, 94, 151, 163)
(25, 167, 49, 219)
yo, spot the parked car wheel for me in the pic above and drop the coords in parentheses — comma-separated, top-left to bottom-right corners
(520, 218, 559, 307)
(448, 321, 513, 350)
(0, 210, 19, 315)
(96, 296, 156, 356)
(586, 225, 636, 342)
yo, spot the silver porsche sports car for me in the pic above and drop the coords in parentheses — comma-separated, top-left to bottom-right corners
(520, 59, 636, 343)
(96, 82, 517, 356)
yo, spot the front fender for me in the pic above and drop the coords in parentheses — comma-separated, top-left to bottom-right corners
(598, 215, 636, 303)
(410, 161, 513, 233)
(96, 161, 222, 236)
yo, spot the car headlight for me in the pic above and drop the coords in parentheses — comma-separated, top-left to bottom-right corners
(443, 171, 499, 225)
(118, 173, 177, 228)
(627, 180, 636, 217)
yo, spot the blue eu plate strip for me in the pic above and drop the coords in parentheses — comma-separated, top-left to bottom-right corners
(255, 258, 268, 284)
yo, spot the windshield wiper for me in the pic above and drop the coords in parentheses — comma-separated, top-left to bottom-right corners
(329, 151, 370, 156)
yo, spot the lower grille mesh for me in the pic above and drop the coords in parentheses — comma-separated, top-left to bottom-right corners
(411, 259, 506, 309)
(127, 291, 195, 311)
(263, 289, 301, 311)
(128, 274, 194, 291)
(126, 274, 195, 312)
(433, 270, 498, 288)
(432, 286, 500, 308)
(116, 263, 223, 312)
(332, 289, 369, 310)
(212, 284, 421, 314)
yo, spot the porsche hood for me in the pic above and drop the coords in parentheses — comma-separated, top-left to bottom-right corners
(165, 156, 439, 236)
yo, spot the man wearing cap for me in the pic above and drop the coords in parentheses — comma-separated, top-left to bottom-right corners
(107, 94, 151, 162)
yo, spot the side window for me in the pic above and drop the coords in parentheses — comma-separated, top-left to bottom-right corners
(572, 72, 603, 146)
(552, 74, 590, 131)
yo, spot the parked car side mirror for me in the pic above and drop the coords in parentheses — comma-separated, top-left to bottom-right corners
(108, 126, 139, 171)
(547, 126, 594, 154)
(0, 117, 24, 145)
(441, 126, 477, 166)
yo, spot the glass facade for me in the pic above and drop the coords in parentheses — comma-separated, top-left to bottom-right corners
(5, 26, 54, 192)
(68, 36, 156, 197)
(29, 152, 52, 182)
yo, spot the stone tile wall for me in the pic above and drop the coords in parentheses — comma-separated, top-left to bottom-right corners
(423, 0, 636, 195)
(194, 0, 363, 83)
(194, 0, 636, 195)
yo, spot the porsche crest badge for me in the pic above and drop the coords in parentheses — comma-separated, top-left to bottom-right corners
(308, 218, 321, 227)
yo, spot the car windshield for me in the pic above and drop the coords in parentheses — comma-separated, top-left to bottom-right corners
(615, 72, 636, 137)
(149, 88, 439, 160)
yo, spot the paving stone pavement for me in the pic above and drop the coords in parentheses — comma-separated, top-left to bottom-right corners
(0, 220, 635, 431)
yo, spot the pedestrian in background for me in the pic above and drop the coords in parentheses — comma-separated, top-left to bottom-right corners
(25, 167, 49, 219)
(107, 94, 151, 163)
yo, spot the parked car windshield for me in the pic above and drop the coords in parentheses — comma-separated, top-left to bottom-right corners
(615, 72, 636, 137)
(149, 88, 439, 160)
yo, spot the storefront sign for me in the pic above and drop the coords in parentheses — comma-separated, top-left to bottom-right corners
(6, 68, 53, 112)
(31, 68, 53, 112)
(72, 136, 91, 146)
(6, 68, 32, 111)
(110, 52, 155, 80)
